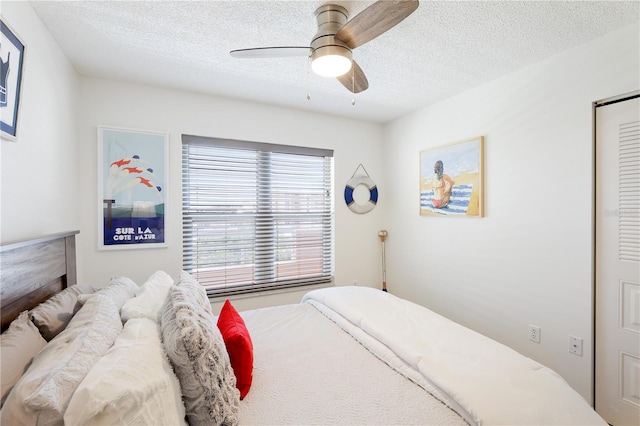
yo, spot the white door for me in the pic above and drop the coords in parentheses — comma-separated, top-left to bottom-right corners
(595, 94, 640, 426)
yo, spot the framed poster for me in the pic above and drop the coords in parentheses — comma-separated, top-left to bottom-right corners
(1, 19, 26, 140)
(420, 136, 484, 217)
(98, 126, 168, 249)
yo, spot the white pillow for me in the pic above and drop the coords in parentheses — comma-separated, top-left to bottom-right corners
(0, 294, 122, 426)
(78, 276, 137, 309)
(0, 312, 47, 407)
(121, 271, 174, 323)
(30, 284, 97, 341)
(64, 318, 187, 426)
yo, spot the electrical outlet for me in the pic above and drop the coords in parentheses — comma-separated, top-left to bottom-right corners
(528, 325, 541, 343)
(569, 335, 583, 356)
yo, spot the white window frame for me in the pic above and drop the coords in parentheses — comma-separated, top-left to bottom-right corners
(181, 134, 335, 297)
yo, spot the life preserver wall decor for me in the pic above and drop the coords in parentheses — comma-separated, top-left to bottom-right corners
(344, 164, 378, 214)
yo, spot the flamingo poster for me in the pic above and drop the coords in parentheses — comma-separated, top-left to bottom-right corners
(98, 126, 168, 249)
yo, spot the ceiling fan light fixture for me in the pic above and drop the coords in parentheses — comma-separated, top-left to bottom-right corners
(230, 1, 419, 92)
(311, 45, 352, 77)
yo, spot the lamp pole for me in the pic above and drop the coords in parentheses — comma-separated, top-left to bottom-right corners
(378, 230, 388, 292)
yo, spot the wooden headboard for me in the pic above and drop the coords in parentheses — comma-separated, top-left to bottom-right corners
(0, 230, 79, 331)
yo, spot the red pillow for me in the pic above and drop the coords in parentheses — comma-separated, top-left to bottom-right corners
(217, 299, 253, 399)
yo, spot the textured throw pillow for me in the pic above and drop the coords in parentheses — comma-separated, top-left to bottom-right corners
(30, 284, 96, 341)
(0, 312, 47, 407)
(121, 271, 174, 323)
(0, 294, 122, 426)
(176, 271, 213, 314)
(64, 318, 186, 425)
(217, 300, 254, 399)
(160, 284, 240, 426)
(78, 276, 137, 309)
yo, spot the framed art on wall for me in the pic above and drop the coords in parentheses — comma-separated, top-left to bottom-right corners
(98, 126, 168, 249)
(420, 136, 484, 217)
(1, 19, 25, 140)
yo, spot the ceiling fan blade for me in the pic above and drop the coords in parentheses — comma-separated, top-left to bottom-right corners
(335, 0, 419, 49)
(336, 60, 369, 93)
(230, 47, 311, 58)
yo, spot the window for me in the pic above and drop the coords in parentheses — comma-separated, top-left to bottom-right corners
(182, 135, 334, 297)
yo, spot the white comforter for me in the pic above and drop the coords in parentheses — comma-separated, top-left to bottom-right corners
(302, 286, 606, 426)
(239, 302, 467, 425)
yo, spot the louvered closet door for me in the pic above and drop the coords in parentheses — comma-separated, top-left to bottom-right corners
(595, 95, 640, 426)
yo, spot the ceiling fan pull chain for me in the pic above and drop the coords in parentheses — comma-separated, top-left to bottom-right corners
(307, 55, 312, 101)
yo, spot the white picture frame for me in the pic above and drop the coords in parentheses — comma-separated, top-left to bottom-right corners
(98, 126, 169, 249)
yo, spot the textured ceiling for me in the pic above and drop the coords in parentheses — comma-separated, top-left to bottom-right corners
(29, 0, 639, 123)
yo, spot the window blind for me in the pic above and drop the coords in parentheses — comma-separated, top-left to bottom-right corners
(182, 135, 335, 296)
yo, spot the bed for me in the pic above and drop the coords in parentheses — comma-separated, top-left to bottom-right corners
(0, 231, 606, 425)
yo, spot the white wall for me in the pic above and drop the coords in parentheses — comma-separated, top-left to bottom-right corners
(77, 77, 385, 311)
(0, 1, 79, 242)
(383, 23, 639, 402)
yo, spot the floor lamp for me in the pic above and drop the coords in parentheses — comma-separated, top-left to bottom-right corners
(378, 230, 388, 292)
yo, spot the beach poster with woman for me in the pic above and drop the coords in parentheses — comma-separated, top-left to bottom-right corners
(420, 136, 484, 217)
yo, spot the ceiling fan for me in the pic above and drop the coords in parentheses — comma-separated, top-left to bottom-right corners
(230, 0, 419, 94)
